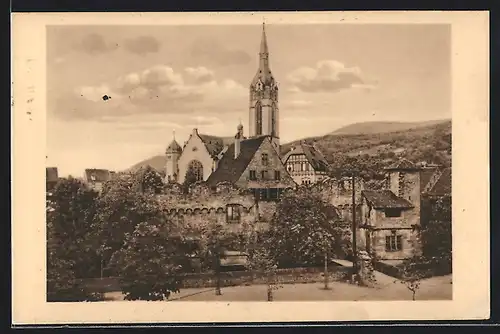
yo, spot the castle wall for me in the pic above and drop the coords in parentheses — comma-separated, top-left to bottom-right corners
(159, 182, 272, 240)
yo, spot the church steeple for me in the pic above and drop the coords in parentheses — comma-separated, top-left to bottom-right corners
(253, 22, 274, 86)
(249, 23, 280, 153)
(260, 23, 269, 56)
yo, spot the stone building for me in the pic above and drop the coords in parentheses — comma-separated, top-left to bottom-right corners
(357, 159, 452, 261)
(206, 131, 296, 200)
(84, 168, 112, 192)
(282, 141, 330, 185)
(46, 167, 59, 192)
(158, 181, 278, 269)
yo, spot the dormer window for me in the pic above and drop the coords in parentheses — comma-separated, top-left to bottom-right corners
(385, 208, 402, 218)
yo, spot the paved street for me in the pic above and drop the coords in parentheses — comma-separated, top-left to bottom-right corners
(103, 274, 452, 302)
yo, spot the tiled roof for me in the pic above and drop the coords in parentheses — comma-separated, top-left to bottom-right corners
(426, 167, 451, 196)
(362, 190, 414, 209)
(283, 142, 330, 172)
(420, 167, 438, 190)
(46, 167, 58, 183)
(84, 168, 111, 182)
(206, 136, 268, 186)
(198, 134, 233, 158)
(166, 139, 182, 153)
(385, 158, 420, 171)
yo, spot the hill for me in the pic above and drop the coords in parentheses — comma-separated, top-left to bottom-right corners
(282, 119, 451, 180)
(128, 155, 166, 173)
(128, 120, 452, 181)
(331, 119, 450, 136)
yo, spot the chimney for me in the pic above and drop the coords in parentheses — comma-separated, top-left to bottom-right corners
(234, 123, 244, 159)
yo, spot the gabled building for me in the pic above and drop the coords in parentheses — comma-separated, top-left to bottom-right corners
(84, 168, 112, 192)
(206, 128, 296, 201)
(359, 159, 423, 260)
(282, 141, 330, 185)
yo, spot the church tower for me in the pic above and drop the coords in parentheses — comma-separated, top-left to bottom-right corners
(249, 23, 280, 153)
(165, 131, 182, 183)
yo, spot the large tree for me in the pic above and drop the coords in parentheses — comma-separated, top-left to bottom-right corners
(46, 177, 101, 301)
(182, 167, 199, 194)
(135, 166, 164, 194)
(94, 172, 165, 275)
(183, 217, 232, 295)
(267, 186, 352, 267)
(419, 195, 452, 275)
(109, 220, 188, 301)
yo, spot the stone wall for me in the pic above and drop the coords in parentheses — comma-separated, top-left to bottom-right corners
(369, 228, 422, 260)
(159, 182, 274, 236)
(81, 266, 352, 292)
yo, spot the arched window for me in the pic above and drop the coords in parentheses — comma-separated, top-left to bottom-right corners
(255, 102, 262, 136)
(187, 160, 204, 182)
(271, 103, 277, 137)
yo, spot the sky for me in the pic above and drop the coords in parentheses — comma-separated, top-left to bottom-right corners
(46, 24, 451, 177)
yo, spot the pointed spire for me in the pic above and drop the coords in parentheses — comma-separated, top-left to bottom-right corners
(173, 129, 176, 140)
(260, 22, 268, 55)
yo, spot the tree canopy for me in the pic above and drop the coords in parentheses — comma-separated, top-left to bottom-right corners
(46, 177, 102, 301)
(267, 186, 351, 267)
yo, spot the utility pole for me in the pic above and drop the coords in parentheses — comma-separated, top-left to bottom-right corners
(352, 172, 358, 275)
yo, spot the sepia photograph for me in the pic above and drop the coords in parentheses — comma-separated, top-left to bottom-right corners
(12, 11, 489, 324)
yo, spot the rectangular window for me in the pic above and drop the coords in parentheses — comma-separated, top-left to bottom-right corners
(385, 208, 402, 217)
(249, 170, 257, 180)
(226, 204, 241, 223)
(269, 188, 279, 200)
(259, 188, 268, 200)
(274, 170, 281, 180)
(262, 153, 269, 166)
(261, 170, 268, 180)
(385, 231, 403, 252)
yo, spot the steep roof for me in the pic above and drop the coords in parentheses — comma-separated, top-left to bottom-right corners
(84, 168, 111, 182)
(426, 167, 451, 196)
(283, 142, 330, 172)
(46, 167, 59, 183)
(385, 158, 420, 171)
(166, 139, 182, 153)
(362, 190, 414, 209)
(198, 134, 233, 158)
(206, 136, 268, 186)
(420, 167, 438, 190)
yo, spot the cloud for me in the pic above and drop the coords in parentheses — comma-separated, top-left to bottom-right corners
(287, 60, 376, 93)
(285, 100, 314, 110)
(76, 33, 118, 54)
(51, 64, 247, 122)
(124, 36, 161, 55)
(185, 67, 215, 84)
(189, 38, 251, 66)
(77, 84, 114, 102)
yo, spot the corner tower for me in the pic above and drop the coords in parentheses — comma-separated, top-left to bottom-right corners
(249, 23, 280, 153)
(165, 131, 182, 183)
